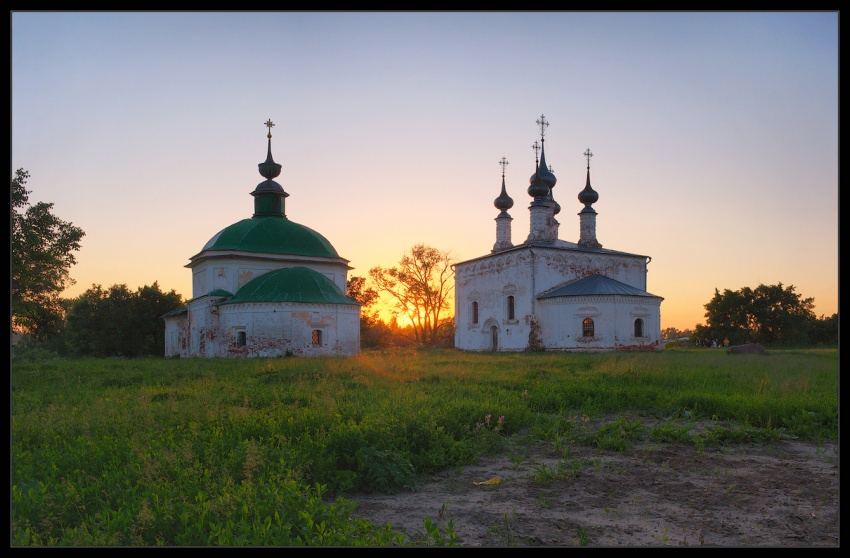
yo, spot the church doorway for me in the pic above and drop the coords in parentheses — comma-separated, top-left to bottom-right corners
(490, 325, 498, 351)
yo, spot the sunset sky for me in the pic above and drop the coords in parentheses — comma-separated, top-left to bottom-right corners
(11, 11, 838, 331)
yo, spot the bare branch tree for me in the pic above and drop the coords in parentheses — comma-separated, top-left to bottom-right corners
(369, 244, 456, 347)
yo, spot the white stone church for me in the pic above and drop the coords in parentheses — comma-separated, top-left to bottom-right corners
(454, 116, 663, 352)
(162, 121, 360, 357)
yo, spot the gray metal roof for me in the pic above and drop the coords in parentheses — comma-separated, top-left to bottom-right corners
(455, 240, 648, 267)
(538, 274, 662, 299)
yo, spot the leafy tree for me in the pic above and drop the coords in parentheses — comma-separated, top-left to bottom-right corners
(694, 283, 817, 346)
(369, 244, 456, 347)
(661, 327, 692, 341)
(346, 275, 379, 322)
(346, 275, 390, 348)
(65, 282, 182, 357)
(808, 313, 838, 345)
(11, 168, 85, 339)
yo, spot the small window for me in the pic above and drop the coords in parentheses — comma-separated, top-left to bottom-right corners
(472, 301, 479, 324)
(507, 296, 515, 320)
(237, 331, 247, 346)
(582, 318, 595, 338)
(312, 330, 322, 345)
(634, 319, 644, 337)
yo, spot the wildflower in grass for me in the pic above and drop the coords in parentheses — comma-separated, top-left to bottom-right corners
(476, 414, 505, 433)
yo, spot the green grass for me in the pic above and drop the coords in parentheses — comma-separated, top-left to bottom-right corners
(11, 346, 837, 546)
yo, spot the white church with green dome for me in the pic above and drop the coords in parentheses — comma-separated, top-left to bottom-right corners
(162, 120, 360, 357)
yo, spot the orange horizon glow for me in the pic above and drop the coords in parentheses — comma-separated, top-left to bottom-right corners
(18, 13, 835, 336)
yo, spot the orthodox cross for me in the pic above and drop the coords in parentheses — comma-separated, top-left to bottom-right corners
(532, 140, 540, 167)
(265, 119, 275, 139)
(499, 157, 509, 177)
(584, 148, 593, 169)
(536, 114, 549, 142)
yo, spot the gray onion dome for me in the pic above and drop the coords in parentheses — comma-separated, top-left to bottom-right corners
(536, 146, 557, 190)
(578, 166, 599, 206)
(495, 176, 514, 212)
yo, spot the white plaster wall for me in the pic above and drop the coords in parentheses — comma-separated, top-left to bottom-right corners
(190, 256, 350, 299)
(215, 302, 360, 357)
(164, 314, 189, 358)
(455, 251, 534, 351)
(535, 250, 647, 291)
(537, 296, 662, 351)
(185, 295, 226, 357)
(454, 245, 658, 352)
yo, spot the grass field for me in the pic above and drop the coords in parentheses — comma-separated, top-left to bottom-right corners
(11, 346, 838, 546)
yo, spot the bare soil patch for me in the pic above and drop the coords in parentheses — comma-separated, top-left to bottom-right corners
(348, 432, 839, 547)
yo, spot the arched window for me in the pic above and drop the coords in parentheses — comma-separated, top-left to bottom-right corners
(472, 301, 479, 324)
(634, 318, 644, 337)
(582, 318, 595, 338)
(311, 330, 322, 345)
(507, 296, 515, 320)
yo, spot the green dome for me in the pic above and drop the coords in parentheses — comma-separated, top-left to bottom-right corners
(207, 289, 233, 297)
(221, 267, 358, 306)
(202, 216, 340, 258)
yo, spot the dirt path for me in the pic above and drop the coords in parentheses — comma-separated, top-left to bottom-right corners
(348, 437, 839, 547)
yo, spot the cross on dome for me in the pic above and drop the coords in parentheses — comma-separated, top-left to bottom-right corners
(536, 114, 549, 142)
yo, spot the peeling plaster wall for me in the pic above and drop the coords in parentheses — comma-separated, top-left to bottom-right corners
(454, 245, 660, 352)
(164, 314, 189, 358)
(165, 300, 360, 358)
(185, 295, 225, 357)
(169, 253, 360, 358)
(455, 251, 533, 351)
(216, 302, 360, 357)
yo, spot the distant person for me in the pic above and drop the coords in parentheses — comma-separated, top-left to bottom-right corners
(711, 339, 718, 348)
(723, 338, 729, 348)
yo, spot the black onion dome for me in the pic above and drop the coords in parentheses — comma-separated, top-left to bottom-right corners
(536, 146, 557, 190)
(258, 137, 282, 180)
(527, 162, 549, 198)
(254, 137, 286, 195)
(578, 167, 599, 206)
(529, 148, 557, 189)
(495, 176, 514, 212)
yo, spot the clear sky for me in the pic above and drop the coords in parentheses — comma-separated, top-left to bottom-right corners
(11, 11, 838, 332)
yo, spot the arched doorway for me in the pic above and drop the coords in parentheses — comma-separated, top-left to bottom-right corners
(490, 325, 499, 352)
